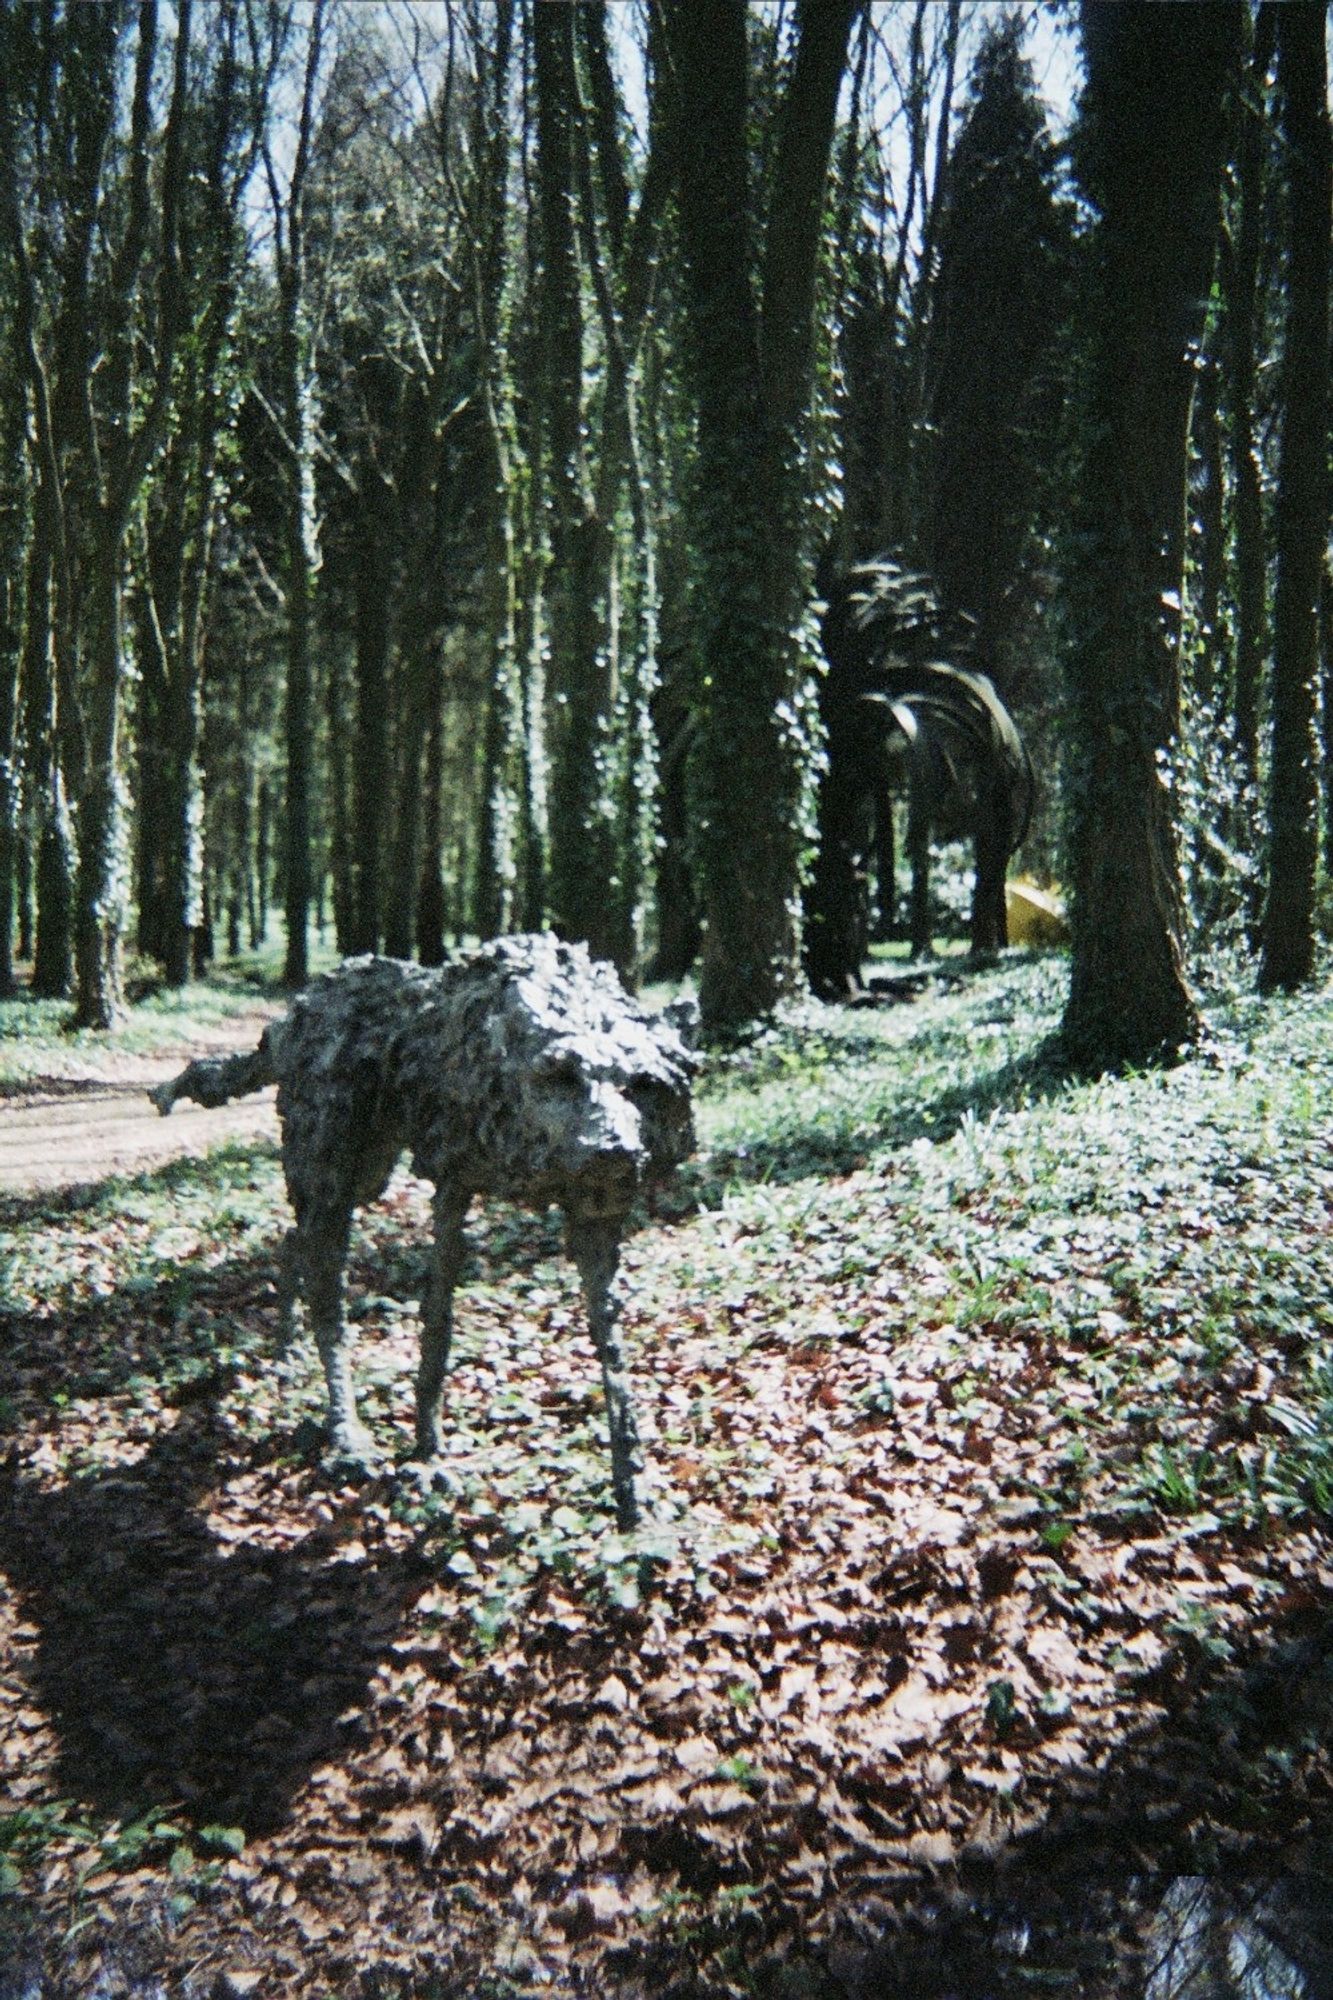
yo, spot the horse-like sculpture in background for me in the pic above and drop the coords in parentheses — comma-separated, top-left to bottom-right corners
(804, 554, 1035, 1001)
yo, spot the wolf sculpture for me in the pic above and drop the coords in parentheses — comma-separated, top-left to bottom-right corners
(151, 936, 697, 1529)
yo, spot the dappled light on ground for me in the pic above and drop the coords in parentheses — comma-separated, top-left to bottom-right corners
(0, 958, 1330, 1995)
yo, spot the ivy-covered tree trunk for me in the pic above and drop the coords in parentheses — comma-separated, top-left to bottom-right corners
(1259, 0, 1330, 993)
(471, 0, 523, 945)
(0, 323, 23, 997)
(1220, 3, 1275, 936)
(72, 556, 131, 1026)
(20, 497, 72, 997)
(1322, 561, 1333, 879)
(534, 0, 616, 962)
(1061, 1, 1240, 1069)
(150, 2, 251, 989)
(662, 0, 857, 1036)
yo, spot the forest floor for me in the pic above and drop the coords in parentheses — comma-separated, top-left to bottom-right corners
(1, 950, 1332, 1999)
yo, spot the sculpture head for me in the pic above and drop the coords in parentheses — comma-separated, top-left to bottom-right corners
(448, 936, 698, 1217)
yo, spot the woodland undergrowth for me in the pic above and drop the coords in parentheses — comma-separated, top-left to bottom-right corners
(1, 951, 1331, 1997)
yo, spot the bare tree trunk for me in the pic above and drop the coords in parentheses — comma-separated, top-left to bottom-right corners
(1259, 0, 1330, 993)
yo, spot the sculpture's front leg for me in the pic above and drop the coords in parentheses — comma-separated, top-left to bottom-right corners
(414, 1187, 470, 1459)
(302, 1217, 380, 1472)
(566, 1212, 643, 1533)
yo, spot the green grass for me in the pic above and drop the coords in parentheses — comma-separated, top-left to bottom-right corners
(0, 934, 344, 1084)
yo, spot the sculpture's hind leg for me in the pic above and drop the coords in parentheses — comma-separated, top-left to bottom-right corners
(275, 1227, 302, 1349)
(414, 1186, 471, 1460)
(295, 1203, 380, 1471)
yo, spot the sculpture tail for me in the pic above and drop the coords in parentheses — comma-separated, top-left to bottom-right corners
(150, 1027, 278, 1117)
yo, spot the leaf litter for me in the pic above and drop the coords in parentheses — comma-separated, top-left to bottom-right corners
(0, 956, 1331, 1995)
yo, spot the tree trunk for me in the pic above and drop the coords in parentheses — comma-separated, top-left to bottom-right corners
(268, 0, 326, 989)
(534, 1, 616, 960)
(805, 738, 872, 998)
(663, 0, 857, 1035)
(1061, 1, 1240, 1068)
(416, 690, 446, 967)
(0, 352, 23, 997)
(72, 560, 128, 1028)
(471, 0, 521, 944)
(1322, 558, 1333, 878)
(872, 784, 896, 940)
(16, 808, 31, 963)
(348, 475, 391, 953)
(18, 486, 71, 995)
(384, 630, 433, 958)
(1193, 351, 1226, 712)
(1221, 4, 1275, 802)
(255, 775, 272, 946)
(324, 636, 353, 957)
(279, 276, 315, 988)
(1259, 1, 1330, 993)
(907, 761, 932, 960)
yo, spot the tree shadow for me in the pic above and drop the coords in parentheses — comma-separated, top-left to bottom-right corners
(0, 1406, 423, 1835)
(819, 1596, 1333, 2000)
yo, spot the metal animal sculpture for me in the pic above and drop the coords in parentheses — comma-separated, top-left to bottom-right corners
(152, 936, 697, 1530)
(805, 555, 1034, 998)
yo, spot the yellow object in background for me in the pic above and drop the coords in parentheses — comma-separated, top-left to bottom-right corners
(1006, 877, 1069, 947)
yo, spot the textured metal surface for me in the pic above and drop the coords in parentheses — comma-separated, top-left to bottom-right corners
(153, 936, 697, 1524)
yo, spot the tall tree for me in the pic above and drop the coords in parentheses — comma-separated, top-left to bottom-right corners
(1259, 0, 1330, 993)
(1061, 1, 1241, 1069)
(661, 0, 859, 1034)
(139, 0, 268, 985)
(0, 282, 24, 995)
(534, 0, 611, 958)
(470, 0, 524, 946)
(258, 0, 327, 989)
(926, 12, 1066, 694)
(1219, 4, 1277, 819)
(1, 0, 191, 1026)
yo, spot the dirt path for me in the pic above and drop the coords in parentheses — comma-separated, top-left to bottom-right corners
(0, 1015, 280, 1196)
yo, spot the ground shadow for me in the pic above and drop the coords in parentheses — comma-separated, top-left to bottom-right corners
(823, 1596, 1333, 2000)
(0, 1406, 422, 1834)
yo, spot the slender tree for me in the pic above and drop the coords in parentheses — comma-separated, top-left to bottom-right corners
(1, 2, 192, 1025)
(534, 0, 614, 958)
(1061, 1, 1241, 1068)
(0, 285, 24, 995)
(139, 0, 267, 985)
(470, 0, 525, 946)
(1259, 0, 1330, 993)
(926, 12, 1066, 694)
(258, 0, 327, 989)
